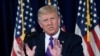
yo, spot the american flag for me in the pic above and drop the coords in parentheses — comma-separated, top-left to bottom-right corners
(11, 0, 35, 56)
(75, 0, 100, 56)
(45, 0, 66, 32)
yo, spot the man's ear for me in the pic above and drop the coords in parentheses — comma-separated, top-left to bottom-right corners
(38, 20, 42, 28)
(58, 17, 61, 26)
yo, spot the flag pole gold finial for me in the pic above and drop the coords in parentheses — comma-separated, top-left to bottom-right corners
(20, 0, 25, 41)
(48, 0, 51, 5)
(86, 0, 90, 42)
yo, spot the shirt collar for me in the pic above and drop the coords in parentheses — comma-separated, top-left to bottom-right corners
(45, 28, 60, 39)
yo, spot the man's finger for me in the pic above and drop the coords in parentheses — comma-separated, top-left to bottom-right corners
(32, 46, 37, 51)
(53, 38, 57, 46)
(57, 40, 61, 48)
(25, 43, 30, 50)
(48, 45, 52, 52)
(60, 44, 62, 50)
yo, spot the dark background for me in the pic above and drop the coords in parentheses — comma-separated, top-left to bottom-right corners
(0, 0, 100, 56)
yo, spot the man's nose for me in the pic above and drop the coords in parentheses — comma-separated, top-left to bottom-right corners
(48, 19, 52, 25)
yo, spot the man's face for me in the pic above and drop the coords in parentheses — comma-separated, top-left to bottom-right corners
(38, 12, 60, 36)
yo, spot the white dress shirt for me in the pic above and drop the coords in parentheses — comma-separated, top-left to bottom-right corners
(45, 28, 60, 52)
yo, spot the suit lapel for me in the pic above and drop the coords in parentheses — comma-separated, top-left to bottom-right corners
(36, 33, 45, 56)
(58, 31, 65, 45)
(58, 31, 64, 41)
(40, 33, 45, 50)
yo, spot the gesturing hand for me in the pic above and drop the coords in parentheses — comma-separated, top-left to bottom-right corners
(17, 42, 25, 56)
(48, 39, 62, 56)
(25, 44, 36, 56)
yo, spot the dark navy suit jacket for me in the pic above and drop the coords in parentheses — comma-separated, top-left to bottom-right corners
(25, 31, 83, 56)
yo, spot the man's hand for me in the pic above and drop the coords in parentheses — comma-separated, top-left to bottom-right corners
(48, 39, 62, 56)
(25, 44, 36, 56)
(17, 43, 25, 56)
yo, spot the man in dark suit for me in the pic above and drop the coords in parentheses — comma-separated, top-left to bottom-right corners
(24, 5, 83, 56)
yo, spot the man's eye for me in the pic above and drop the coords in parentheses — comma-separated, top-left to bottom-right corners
(43, 19, 48, 22)
(51, 18, 55, 20)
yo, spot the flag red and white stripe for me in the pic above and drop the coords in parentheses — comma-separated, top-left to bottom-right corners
(11, 0, 36, 56)
(75, 0, 100, 56)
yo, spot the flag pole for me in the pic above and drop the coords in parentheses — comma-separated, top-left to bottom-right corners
(20, 0, 25, 41)
(48, 0, 51, 5)
(86, 0, 90, 42)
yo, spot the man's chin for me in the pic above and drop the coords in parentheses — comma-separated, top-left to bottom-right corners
(48, 31, 56, 35)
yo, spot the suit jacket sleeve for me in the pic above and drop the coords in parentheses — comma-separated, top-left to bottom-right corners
(70, 35, 83, 56)
(59, 32, 83, 56)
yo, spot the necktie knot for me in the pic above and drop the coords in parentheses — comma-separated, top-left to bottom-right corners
(49, 36, 53, 41)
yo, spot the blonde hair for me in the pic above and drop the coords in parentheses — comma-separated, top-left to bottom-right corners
(38, 5, 59, 19)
